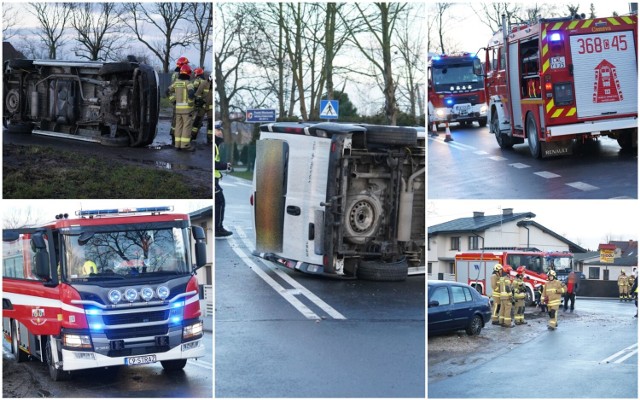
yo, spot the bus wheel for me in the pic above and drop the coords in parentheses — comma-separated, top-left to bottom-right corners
(11, 320, 28, 362)
(46, 338, 64, 381)
(526, 113, 541, 158)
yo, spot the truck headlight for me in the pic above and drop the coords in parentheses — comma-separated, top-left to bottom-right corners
(480, 105, 488, 115)
(435, 108, 447, 117)
(63, 334, 93, 349)
(183, 321, 203, 340)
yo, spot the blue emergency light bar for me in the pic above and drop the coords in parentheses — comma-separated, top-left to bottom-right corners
(75, 206, 174, 217)
(549, 32, 562, 42)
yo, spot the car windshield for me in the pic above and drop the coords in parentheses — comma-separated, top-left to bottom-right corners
(63, 227, 189, 281)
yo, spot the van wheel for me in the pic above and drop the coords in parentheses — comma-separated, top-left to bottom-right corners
(46, 338, 64, 381)
(161, 359, 187, 371)
(364, 126, 417, 146)
(357, 258, 408, 281)
(11, 320, 28, 362)
(526, 113, 541, 158)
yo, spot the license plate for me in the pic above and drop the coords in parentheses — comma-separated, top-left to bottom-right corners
(454, 104, 471, 115)
(550, 56, 565, 69)
(125, 355, 157, 366)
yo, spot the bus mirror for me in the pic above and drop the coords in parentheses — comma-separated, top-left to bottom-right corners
(78, 231, 95, 246)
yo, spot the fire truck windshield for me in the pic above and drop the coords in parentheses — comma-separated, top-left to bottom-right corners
(545, 255, 573, 271)
(63, 227, 190, 281)
(432, 64, 483, 88)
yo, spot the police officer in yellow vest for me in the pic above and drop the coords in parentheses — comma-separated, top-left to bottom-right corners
(169, 57, 189, 146)
(541, 269, 566, 330)
(215, 122, 232, 237)
(168, 64, 196, 151)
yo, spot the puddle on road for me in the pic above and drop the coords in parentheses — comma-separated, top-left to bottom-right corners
(144, 159, 193, 171)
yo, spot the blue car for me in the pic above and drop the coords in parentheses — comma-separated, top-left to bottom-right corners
(428, 280, 492, 336)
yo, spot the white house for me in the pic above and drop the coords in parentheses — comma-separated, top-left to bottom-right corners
(428, 208, 587, 280)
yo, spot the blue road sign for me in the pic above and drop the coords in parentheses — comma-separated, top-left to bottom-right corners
(246, 109, 276, 123)
(320, 100, 339, 119)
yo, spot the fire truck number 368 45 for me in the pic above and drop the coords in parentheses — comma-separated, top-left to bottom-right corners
(577, 35, 628, 54)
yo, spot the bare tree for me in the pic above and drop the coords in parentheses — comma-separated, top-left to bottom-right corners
(70, 2, 126, 61)
(434, 3, 452, 54)
(122, 2, 196, 73)
(29, 2, 73, 60)
(472, 2, 523, 33)
(396, 4, 424, 121)
(3, 4, 18, 40)
(3, 207, 47, 229)
(589, 3, 597, 18)
(190, 2, 213, 69)
(341, 3, 407, 125)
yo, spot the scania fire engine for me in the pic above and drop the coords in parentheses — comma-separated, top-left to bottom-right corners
(428, 53, 488, 128)
(2, 206, 207, 381)
(455, 249, 574, 306)
(484, 14, 638, 158)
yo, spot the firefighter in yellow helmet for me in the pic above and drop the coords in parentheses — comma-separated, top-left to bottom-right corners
(82, 260, 97, 276)
(499, 265, 514, 327)
(618, 270, 629, 301)
(490, 264, 503, 325)
(513, 266, 528, 325)
(168, 64, 196, 151)
(541, 269, 566, 330)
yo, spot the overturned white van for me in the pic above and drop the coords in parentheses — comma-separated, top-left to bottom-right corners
(251, 122, 425, 281)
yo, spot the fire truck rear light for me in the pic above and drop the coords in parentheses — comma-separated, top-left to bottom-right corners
(549, 32, 561, 42)
(183, 321, 203, 339)
(64, 334, 92, 349)
(545, 82, 553, 91)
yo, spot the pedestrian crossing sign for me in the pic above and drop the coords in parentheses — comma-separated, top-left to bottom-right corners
(320, 100, 339, 119)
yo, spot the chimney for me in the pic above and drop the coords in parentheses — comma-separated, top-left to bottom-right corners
(502, 208, 513, 216)
(473, 211, 484, 218)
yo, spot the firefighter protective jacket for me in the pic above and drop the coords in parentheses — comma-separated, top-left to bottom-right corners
(542, 279, 566, 308)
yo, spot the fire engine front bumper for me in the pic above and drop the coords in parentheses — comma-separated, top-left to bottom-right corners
(60, 337, 205, 371)
(546, 117, 637, 137)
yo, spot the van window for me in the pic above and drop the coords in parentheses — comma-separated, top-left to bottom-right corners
(431, 286, 451, 306)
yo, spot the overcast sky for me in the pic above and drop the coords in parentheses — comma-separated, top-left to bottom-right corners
(430, 1, 634, 55)
(428, 200, 638, 251)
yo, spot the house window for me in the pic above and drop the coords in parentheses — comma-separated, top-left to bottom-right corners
(428, 263, 432, 274)
(603, 269, 609, 281)
(589, 267, 600, 280)
(468, 236, 480, 250)
(450, 236, 460, 251)
(448, 262, 456, 275)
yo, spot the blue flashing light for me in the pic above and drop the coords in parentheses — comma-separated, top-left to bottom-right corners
(171, 301, 185, 309)
(75, 206, 174, 217)
(445, 99, 454, 106)
(432, 55, 441, 61)
(85, 308, 100, 316)
(91, 323, 103, 331)
(549, 32, 561, 42)
(170, 316, 182, 324)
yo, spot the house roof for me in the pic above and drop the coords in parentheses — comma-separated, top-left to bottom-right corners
(189, 206, 212, 220)
(609, 240, 638, 256)
(428, 211, 588, 253)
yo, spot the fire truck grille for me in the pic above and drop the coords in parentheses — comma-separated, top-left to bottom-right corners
(103, 310, 168, 325)
(105, 324, 169, 340)
(451, 95, 479, 105)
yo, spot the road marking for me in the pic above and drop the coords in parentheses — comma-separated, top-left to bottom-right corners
(488, 156, 508, 161)
(566, 181, 599, 191)
(189, 359, 213, 369)
(535, 171, 561, 179)
(225, 227, 346, 320)
(600, 343, 638, 364)
(509, 162, 530, 169)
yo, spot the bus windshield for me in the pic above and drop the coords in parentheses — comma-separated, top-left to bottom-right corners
(63, 227, 190, 281)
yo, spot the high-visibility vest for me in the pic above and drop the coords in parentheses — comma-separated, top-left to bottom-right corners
(215, 144, 222, 179)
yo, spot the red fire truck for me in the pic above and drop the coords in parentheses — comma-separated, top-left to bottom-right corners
(428, 53, 488, 128)
(2, 206, 207, 381)
(455, 249, 574, 305)
(484, 14, 638, 157)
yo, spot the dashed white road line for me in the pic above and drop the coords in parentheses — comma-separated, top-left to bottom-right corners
(566, 181, 599, 191)
(535, 171, 561, 179)
(224, 226, 346, 321)
(600, 343, 638, 364)
(509, 163, 530, 169)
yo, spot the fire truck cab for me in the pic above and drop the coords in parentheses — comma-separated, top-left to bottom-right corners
(484, 14, 638, 158)
(428, 53, 488, 129)
(2, 206, 207, 381)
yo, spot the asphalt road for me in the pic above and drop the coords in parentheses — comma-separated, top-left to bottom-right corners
(2, 330, 213, 398)
(428, 123, 637, 199)
(215, 175, 426, 398)
(428, 298, 638, 398)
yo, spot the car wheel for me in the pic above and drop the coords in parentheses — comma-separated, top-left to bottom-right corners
(526, 112, 541, 158)
(465, 315, 483, 336)
(492, 111, 513, 149)
(364, 125, 417, 147)
(357, 258, 408, 282)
